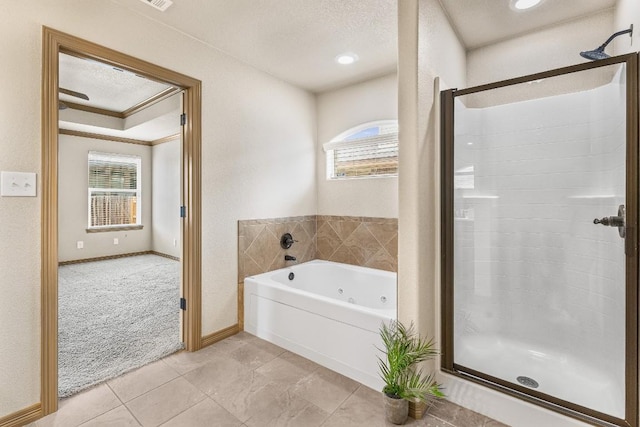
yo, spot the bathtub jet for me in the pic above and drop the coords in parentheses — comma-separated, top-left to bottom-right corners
(244, 260, 397, 391)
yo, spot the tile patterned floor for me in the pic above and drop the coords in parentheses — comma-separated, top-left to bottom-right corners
(30, 332, 508, 427)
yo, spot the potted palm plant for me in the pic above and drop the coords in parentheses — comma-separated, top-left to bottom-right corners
(378, 320, 444, 425)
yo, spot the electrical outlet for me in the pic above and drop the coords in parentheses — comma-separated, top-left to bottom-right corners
(113, 238, 119, 245)
(77, 241, 84, 249)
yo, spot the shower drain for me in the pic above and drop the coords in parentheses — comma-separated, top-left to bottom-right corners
(516, 376, 539, 389)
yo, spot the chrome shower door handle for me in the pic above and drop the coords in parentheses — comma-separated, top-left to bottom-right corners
(593, 204, 626, 238)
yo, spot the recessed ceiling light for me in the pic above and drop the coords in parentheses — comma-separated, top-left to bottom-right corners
(513, 0, 541, 10)
(335, 53, 359, 65)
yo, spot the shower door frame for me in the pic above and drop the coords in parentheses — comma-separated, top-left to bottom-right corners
(441, 53, 639, 427)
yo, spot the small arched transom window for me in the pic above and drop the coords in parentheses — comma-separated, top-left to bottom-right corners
(323, 120, 399, 179)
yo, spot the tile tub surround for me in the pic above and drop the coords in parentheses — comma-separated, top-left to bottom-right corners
(31, 332, 507, 427)
(238, 215, 398, 283)
(316, 215, 398, 272)
(238, 216, 317, 283)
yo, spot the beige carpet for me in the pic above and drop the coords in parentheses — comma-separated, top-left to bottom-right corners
(58, 254, 183, 397)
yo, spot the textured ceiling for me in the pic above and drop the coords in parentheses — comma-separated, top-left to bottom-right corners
(59, 0, 620, 139)
(108, 0, 398, 93)
(439, 0, 617, 50)
(59, 53, 180, 140)
(59, 53, 175, 112)
(106, 0, 619, 92)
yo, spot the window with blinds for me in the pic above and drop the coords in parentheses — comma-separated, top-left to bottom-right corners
(323, 120, 398, 179)
(88, 151, 142, 228)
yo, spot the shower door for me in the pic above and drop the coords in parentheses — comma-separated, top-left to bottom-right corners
(441, 54, 638, 427)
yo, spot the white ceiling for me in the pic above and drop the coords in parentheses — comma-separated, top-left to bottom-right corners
(59, 53, 175, 112)
(59, 53, 181, 140)
(108, 0, 398, 93)
(439, 0, 617, 50)
(60, 0, 619, 139)
(105, 0, 619, 93)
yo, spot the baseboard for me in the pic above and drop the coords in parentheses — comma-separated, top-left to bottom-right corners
(59, 251, 153, 265)
(59, 250, 179, 265)
(0, 403, 42, 427)
(150, 251, 180, 261)
(201, 324, 239, 348)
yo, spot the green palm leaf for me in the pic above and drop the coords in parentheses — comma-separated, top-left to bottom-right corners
(377, 320, 445, 401)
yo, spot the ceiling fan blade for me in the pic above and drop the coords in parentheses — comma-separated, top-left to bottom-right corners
(59, 88, 89, 101)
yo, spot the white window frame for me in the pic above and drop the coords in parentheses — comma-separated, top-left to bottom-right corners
(323, 119, 399, 180)
(87, 151, 142, 230)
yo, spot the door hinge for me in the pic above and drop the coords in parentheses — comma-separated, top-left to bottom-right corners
(180, 113, 186, 126)
(180, 297, 187, 311)
(180, 205, 186, 218)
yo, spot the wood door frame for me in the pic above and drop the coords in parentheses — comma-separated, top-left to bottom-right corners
(41, 27, 202, 415)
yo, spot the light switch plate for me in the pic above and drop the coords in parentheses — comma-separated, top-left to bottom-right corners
(1, 171, 37, 197)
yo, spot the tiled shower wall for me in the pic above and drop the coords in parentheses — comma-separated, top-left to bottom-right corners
(453, 68, 626, 386)
(237, 215, 398, 282)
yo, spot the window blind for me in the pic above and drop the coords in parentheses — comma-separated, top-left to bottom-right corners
(88, 152, 141, 228)
(323, 122, 399, 179)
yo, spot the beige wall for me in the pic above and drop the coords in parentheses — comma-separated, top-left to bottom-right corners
(397, 0, 466, 340)
(2, 0, 631, 421)
(59, 136, 182, 262)
(316, 73, 398, 218)
(467, 10, 615, 87)
(400, 4, 625, 426)
(0, 6, 42, 415)
(58, 135, 153, 262)
(614, 0, 639, 55)
(0, 0, 316, 417)
(151, 139, 181, 259)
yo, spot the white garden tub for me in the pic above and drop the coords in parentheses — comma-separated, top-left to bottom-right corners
(244, 260, 397, 391)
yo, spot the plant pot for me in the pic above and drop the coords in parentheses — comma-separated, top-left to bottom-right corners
(383, 393, 409, 425)
(408, 399, 430, 420)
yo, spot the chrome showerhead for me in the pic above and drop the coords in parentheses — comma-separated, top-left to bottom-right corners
(580, 25, 633, 61)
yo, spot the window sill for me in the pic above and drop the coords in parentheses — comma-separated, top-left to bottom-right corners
(86, 225, 143, 233)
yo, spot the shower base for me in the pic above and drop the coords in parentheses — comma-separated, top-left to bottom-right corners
(454, 334, 624, 419)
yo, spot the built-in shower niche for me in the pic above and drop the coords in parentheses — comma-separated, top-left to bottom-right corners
(443, 56, 637, 426)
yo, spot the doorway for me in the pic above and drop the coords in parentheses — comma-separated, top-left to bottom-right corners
(41, 27, 202, 415)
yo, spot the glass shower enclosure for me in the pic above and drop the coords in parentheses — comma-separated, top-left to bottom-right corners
(441, 54, 638, 426)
